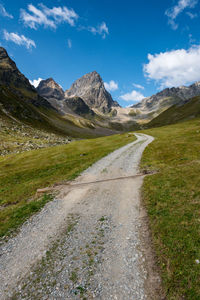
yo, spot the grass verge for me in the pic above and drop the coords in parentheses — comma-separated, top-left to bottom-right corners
(0, 133, 135, 238)
(140, 118, 200, 299)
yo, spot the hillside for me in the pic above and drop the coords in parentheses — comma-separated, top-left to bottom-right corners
(146, 96, 200, 128)
(140, 118, 200, 298)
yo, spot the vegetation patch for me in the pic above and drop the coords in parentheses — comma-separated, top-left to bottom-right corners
(140, 118, 200, 299)
(0, 133, 135, 238)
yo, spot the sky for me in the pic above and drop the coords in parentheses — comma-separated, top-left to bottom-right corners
(1, 0, 200, 107)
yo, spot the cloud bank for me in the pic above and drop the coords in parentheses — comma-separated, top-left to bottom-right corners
(144, 45, 200, 88)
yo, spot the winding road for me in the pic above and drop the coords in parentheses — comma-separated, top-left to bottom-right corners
(0, 133, 162, 299)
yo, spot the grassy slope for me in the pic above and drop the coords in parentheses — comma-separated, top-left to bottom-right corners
(0, 133, 135, 238)
(140, 118, 200, 299)
(0, 86, 115, 139)
(147, 96, 200, 128)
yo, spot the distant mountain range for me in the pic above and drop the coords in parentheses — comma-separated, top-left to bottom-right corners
(146, 95, 200, 128)
(36, 71, 119, 115)
(1, 46, 200, 137)
(0, 47, 118, 138)
(131, 83, 200, 122)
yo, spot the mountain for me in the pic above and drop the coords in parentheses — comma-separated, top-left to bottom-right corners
(65, 71, 119, 113)
(36, 74, 140, 130)
(36, 78, 65, 100)
(131, 82, 200, 123)
(0, 47, 51, 109)
(146, 95, 200, 128)
(0, 47, 117, 138)
(37, 78, 95, 118)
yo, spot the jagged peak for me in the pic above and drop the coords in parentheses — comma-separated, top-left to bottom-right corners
(0, 47, 9, 57)
(38, 78, 63, 90)
(76, 71, 102, 81)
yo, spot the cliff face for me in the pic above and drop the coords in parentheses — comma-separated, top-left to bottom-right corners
(65, 71, 119, 113)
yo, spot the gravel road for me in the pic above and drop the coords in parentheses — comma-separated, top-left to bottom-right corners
(0, 133, 162, 299)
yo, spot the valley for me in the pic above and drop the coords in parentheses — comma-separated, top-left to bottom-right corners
(0, 45, 200, 300)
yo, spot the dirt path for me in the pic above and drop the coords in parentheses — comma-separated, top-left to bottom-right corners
(0, 133, 162, 299)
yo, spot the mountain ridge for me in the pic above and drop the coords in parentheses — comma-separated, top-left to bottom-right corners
(131, 82, 200, 122)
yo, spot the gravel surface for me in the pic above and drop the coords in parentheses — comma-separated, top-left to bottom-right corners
(0, 133, 162, 299)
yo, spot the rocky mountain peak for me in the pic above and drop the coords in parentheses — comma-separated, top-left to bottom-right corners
(0, 47, 9, 59)
(0, 47, 19, 72)
(65, 71, 119, 113)
(37, 78, 64, 100)
(0, 47, 36, 93)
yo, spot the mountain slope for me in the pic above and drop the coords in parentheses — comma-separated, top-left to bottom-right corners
(132, 82, 200, 123)
(65, 71, 119, 113)
(146, 96, 200, 128)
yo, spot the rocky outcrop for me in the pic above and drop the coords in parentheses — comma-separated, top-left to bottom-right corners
(37, 78, 65, 100)
(65, 71, 119, 113)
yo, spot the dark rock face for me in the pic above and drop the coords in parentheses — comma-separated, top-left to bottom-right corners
(37, 78, 65, 100)
(0, 47, 35, 92)
(64, 97, 94, 117)
(65, 71, 119, 113)
(0, 47, 52, 109)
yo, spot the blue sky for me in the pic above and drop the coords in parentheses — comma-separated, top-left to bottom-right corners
(1, 0, 200, 107)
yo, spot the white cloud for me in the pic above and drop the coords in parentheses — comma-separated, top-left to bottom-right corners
(104, 80, 118, 91)
(20, 4, 78, 30)
(143, 45, 200, 88)
(132, 83, 144, 90)
(186, 11, 198, 18)
(67, 39, 72, 48)
(3, 30, 36, 49)
(0, 4, 13, 18)
(88, 22, 109, 39)
(120, 90, 145, 102)
(29, 78, 43, 88)
(165, 0, 198, 29)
